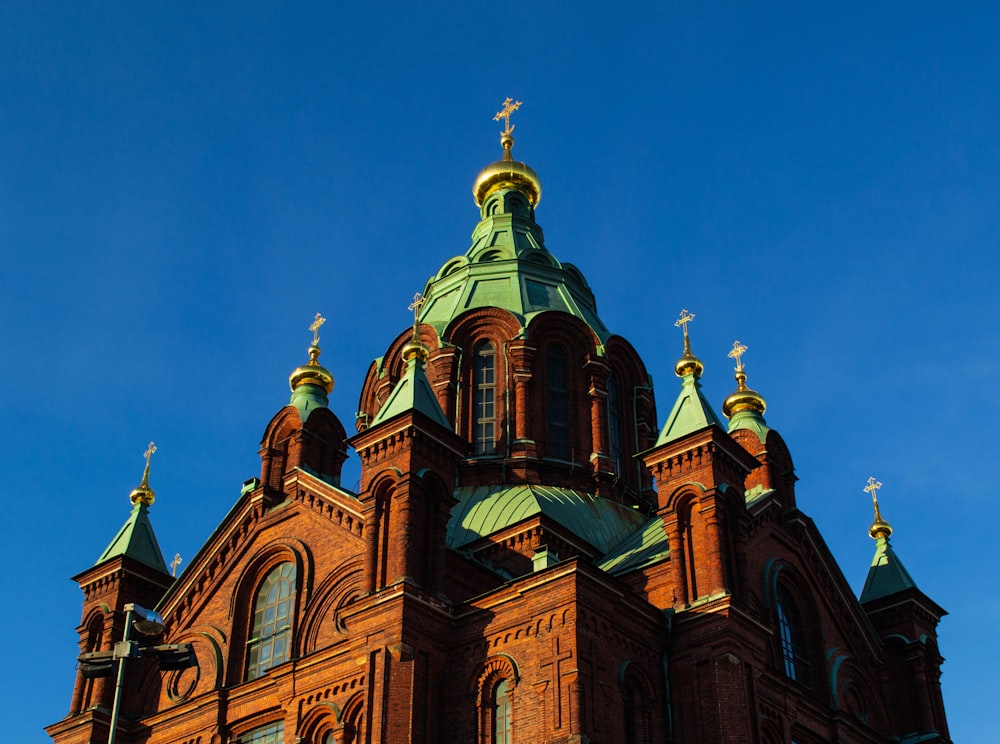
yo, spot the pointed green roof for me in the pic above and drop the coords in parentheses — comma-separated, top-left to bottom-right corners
(860, 535, 918, 603)
(96, 501, 169, 574)
(655, 372, 724, 446)
(371, 352, 450, 429)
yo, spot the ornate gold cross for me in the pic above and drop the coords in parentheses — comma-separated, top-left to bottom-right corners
(408, 292, 425, 327)
(494, 97, 522, 135)
(728, 341, 748, 371)
(144, 441, 157, 465)
(674, 309, 695, 340)
(310, 313, 326, 346)
(170, 553, 183, 577)
(864, 476, 885, 521)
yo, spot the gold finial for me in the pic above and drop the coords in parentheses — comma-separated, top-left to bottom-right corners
(728, 340, 748, 373)
(722, 340, 767, 418)
(473, 98, 542, 206)
(310, 313, 326, 346)
(673, 309, 704, 378)
(129, 441, 157, 505)
(494, 97, 522, 136)
(170, 553, 183, 578)
(289, 313, 334, 393)
(865, 476, 893, 540)
(402, 292, 430, 363)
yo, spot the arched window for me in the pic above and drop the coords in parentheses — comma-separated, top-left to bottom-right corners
(546, 345, 570, 459)
(236, 722, 284, 743)
(474, 342, 497, 455)
(492, 678, 512, 744)
(246, 562, 296, 680)
(607, 371, 625, 476)
(776, 585, 811, 687)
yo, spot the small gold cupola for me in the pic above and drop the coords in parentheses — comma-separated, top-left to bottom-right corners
(673, 308, 704, 378)
(289, 313, 334, 394)
(129, 442, 157, 506)
(865, 476, 893, 540)
(722, 340, 767, 419)
(473, 98, 543, 208)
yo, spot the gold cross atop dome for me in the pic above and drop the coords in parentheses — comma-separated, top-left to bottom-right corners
(673, 308, 704, 378)
(728, 341, 748, 372)
(170, 553, 183, 577)
(310, 313, 326, 346)
(674, 309, 695, 339)
(130, 441, 157, 505)
(494, 97, 522, 136)
(402, 292, 430, 363)
(865, 476, 892, 540)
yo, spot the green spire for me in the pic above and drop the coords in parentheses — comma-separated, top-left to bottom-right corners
(96, 500, 169, 573)
(370, 338, 450, 429)
(95, 444, 169, 574)
(859, 478, 918, 603)
(860, 533, 918, 603)
(655, 311, 723, 445)
(655, 372, 724, 445)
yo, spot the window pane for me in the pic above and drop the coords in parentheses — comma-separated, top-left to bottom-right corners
(246, 562, 296, 680)
(237, 722, 284, 743)
(547, 346, 570, 459)
(474, 343, 497, 455)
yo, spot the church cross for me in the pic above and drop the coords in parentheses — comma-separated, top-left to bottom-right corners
(310, 313, 326, 346)
(674, 308, 695, 340)
(865, 476, 885, 522)
(144, 441, 157, 462)
(728, 340, 748, 372)
(493, 97, 522, 135)
(408, 292, 425, 328)
(170, 553, 183, 577)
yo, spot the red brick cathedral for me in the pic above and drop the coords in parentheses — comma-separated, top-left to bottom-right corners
(48, 108, 949, 744)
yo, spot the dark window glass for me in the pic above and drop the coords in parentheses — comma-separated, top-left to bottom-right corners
(493, 678, 512, 744)
(777, 586, 811, 686)
(246, 563, 296, 680)
(474, 342, 497, 455)
(547, 346, 570, 459)
(607, 372, 625, 475)
(237, 722, 284, 743)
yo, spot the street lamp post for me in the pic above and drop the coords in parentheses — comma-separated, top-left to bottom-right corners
(77, 602, 196, 744)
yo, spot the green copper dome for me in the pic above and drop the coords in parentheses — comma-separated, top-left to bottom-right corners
(416, 157, 610, 342)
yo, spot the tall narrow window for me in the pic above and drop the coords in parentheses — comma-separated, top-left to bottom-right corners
(246, 562, 296, 680)
(607, 372, 625, 476)
(776, 586, 811, 686)
(474, 342, 497, 455)
(493, 678, 512, 744)
(547, 345, 570, 459)
(237, 722, 284, 743)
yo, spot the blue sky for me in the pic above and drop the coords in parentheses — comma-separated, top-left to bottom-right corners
(2, 3, 995, 740)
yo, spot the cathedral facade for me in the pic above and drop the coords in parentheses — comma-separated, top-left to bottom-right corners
(47, 107, 949, 744)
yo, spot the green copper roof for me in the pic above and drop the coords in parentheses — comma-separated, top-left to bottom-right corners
(370, 354, 450, 428)
(860, 535, 919, 604)
(597, 517, 670, 575)
(447, 484, 646, 553)
(418, 188, 610, 342)
(289, 382, 329, 420)
(96, 501, 169, 574)
(727, 407, 771, 443)
(655, 373, 724, 446)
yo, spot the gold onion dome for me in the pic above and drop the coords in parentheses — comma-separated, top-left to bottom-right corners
(289, 343, 334, 393)
(473, 98, 542, 207)
(675, 338, 704, 378)
(722, 341, 766, 419)
(401, 336, 430, 363)
(129, 442, 157, 506)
